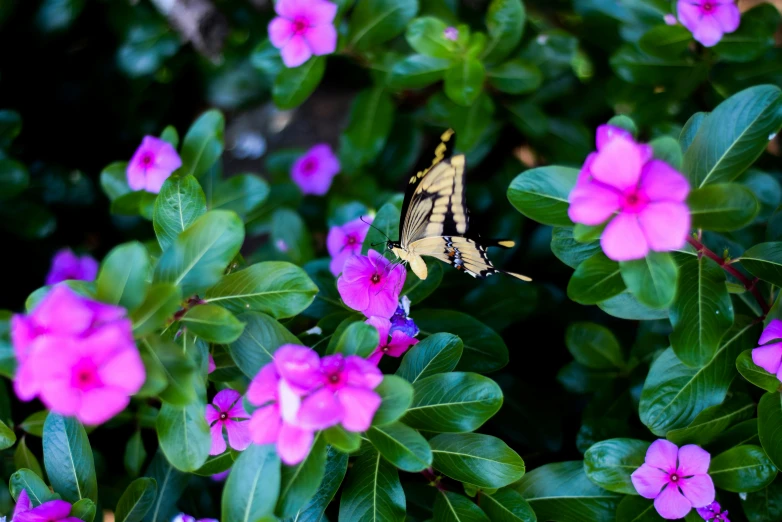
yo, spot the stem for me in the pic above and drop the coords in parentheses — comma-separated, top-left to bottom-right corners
(421, 469, 446, 492)
(687, 236, 770, 315)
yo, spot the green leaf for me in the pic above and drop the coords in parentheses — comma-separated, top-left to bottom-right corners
(339, 88, 394, 171)
(610, 45, 696, 86)
(486, 60, 541, 94)
(70, 499, 96, 522)
(667, 393, 756, 446)
(338, 449, 405, 522)
(434, 491, 490, 522)
(741, 476, 782, 522)
(507, 166, 578, 227)
(228, 312, 298, 378)
(153, 175, 207, 251)
(414, 310, 506, 373)
(277, 434, 327, 519)
(710, 445, 778, 493)
(181, 304, 245, 344)
(758, 392, 782, 472)
(741, 242, 782, 287)
(333, 321, 379, 358)
(42, 413, 98, 503)
(714, 3, 779, 62)
(0, 417, 16, 450)
(160, 125, 178, 148)
(180, 110, 224, 179)
(619, 252, 678, 309)
(638, 24, 692, 59)
(444, 58, 485, 107)
(124, 430, 147, 478)
(348, 0, 418, 51)
(583, 438, 650, 494)
(14, 438, 44, 479)
(211, 174, 269, 219)
(193, 452, 234, 477)
(271, 208, 314, 265)
(403, 372, 503, 432)
(565, 322, 624, 370)
(156, 401, 211, 472)
(154, 210, 245, 297)
(0, 159, 29, 200)
(115, 478, 158, 522)
(0, 109, 21, 149)
(688, 183, 760, 231)
(550, 227, 601, 269)
(100, 162, 131, 201)
(272, 57, 326, 110)
(639, 318, 758, 436)
(290, 446, 348, 521)
(481, 488, 536, 522)
(669, 253, 735, 367)
(598, 291, 669, 321)
(368, 422, 432, 472)
(683, 84, 782, 188)
(515, 461, 620, 522)
(649, 135, 684, 170)
(482, 0, 526, 63)
(362, 200, 401, 256)
(20, 411, 47, 438)
(405, 17, 459, 58)
(737, 349, 781, 392)
(96, 241, 150, 311)
(142, 450, 188, 522)
(388, 54, 451, 89)
(324, 425, 362, 454)
(615, 495, 659, 522)
(401, 257, 443, 304)
(131, 283, 181, 336)
(222, 444, 280, 522)
(9, 469, 56, 506)
(396, 332, 463, 383)
(373, 375, 414, 426)
(139, 337, 197, 406)
(430, 433, 524, 489)
(567, 252, 626, 305)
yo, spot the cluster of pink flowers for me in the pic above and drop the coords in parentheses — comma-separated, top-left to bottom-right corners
(632, 439, 715, 520)
(246, 344, 382, 464)
(327, 216, 372, 276)
(291, 143, 340, 196)
(11, 490, 79, 522)
(676, 0, 740, 47)
(127, 136, 181, 194)
(752, 319, 782, 382)
(568, 124, 691, 262)
(11, 286, 145, 425)
(45, 248, 98, 286)
(268, 0, 338, 68)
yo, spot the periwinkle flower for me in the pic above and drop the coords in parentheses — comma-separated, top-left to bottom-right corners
(127, 136, 182, 194)
(12, 490, 80, 522)
(337, 250, 406, 318)
(389, 296, 419, 338)
(268, 0, 338, 68)
(290, 144, 340, 196)
(677, 0, 740, 47)
(751, 319, 782, 381)
(172, 514, 218, 522)
(327, 216, 372, 277)
(697, 501, 729, 521)
(444, 27, 459, 41)
(45, 248, 98, 286)
(205, 389, 251, 455)
(365, 315, 418, 365)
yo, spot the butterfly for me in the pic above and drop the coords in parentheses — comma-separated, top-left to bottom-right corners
(385, 129, 531, 282)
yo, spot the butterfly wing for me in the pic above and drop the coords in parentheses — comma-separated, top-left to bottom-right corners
(408, 236, 532, 281)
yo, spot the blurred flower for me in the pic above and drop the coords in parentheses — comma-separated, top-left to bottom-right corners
(12, 286, 145, 425)
(276, 239, 289, 252)
(365, 316, 418, 365)
(631, 439, 715, 519)
(444, 27, 459, 41)
(12, 490, 78, 522)
(390, 296, 419, 338)
(211, 469, 230, 481)
(697, 501, 729, 521)
(338, 250, 406, 318)
(127, 136, 182, 194)
(568, 124, 690, 261)
(172, 514, 218, 522)
(12, 490, 31, 520)
(677, 0, 740, 47)
(268, 0, 338, 68)
(327, 216, 372, 276)
(45, 249, 98, 286)
(208, 354, 216, 374)
(291, 144, 340, 196)
(664, 13, 678, 25)
(206, 389, 251, 455)
(751, 319, 782, 381)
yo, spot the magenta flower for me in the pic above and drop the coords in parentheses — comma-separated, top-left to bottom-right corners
(568, 125, 691, 261)
(631, 439, 715, 520)
(697, 501, 729, 521)
(127, 136, 182, 194)
(444, 27, 459, 41)
(172, 514, 218, 522)
(208, 354, 216, 374)
(45, 249, 98, 286)
(268, 0, 337, 68)
(13, 490, 79, 522)
(337, 250, 406, 318)
(327, 216, 373, 276)
(365, 316, 418, 365)
(389, 296, 419, 338)
(751, 319, 782, 381)
(291, 144, 340, 196)
(12, 286, 145, 425)
(205, 389, 251, 455)
(211, 469, 230, 481)
(677, 0, 740, 47)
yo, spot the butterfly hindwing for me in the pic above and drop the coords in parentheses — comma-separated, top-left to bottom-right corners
(407, 236, 531, 281)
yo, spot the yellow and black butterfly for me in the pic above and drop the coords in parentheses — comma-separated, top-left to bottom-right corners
(385, 129, 531, 282)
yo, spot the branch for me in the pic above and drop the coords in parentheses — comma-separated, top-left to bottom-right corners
(149, 0, 229, 61)
(421, 468, 446, 492)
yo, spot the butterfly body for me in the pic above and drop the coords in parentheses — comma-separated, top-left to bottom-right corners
(387, 129, 531, 282)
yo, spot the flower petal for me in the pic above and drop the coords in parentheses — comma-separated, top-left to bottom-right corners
(678, 444, 711, 475)
(13, 489, 31, 517)
(338, 273, 371, 314)
(692, 15, 724, 47)
(760, 319, 782, 344)
(274, 344, 322, 391)
(680, 474, 715, 509)
(654, 484, 693, 520)
(248, 405, 281, 445)
(631, 463, 669, 499)
(297, 387, 343, 430)
(714, 3, 740, 33)
(601, 213, 649, 261)
(365, 316, 391, 344)
(646, 439, 679, 471)
(338, 387, 381, 432)
(326, 224, 347, 258)
(226, 420, 252, 452)
(568, 183, 620, 226)
(33, 286, 94, 336)
(268, 17, 294, 48)
(344, 355, 383, 389)
(590, 136, 644, 191)
(209, 423, 227, 455)
(596, 124, 634, 151)
(213, 389, 242, 413)
(305, 23, 337, 56)
(638, 202, 690, 252)
(307, 0, 338, 25)
(247, 364, 279, 406)
(677, 2, 701, 33)
(77, 388, 130, 425)
(205, 404, 221, 425)
(387, 331, 418, 357)
(280, 35, 312, 68)
(277, 422, 314, 465)
(639, 160, 690, 203)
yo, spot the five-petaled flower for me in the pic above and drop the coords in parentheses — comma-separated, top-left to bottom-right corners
(568, 124, 691, 261)
(365, 315, 418, 365)
(389, 296, 419, 338)
(338, 250, 406, 318)
(206, 389, 251, 455)
(12, 489, 80, 522)
(751, 319, 782, 382)
(291, 144, 341, 196)
(127, 136, 182, 194)
(268, 0, 338, 68)
(45, 248, 98, 286)
(631, 439, 715, 520)
(677, 0, 740, 47)
(697, 501, 729, 521)
(327, 216, 373, 276)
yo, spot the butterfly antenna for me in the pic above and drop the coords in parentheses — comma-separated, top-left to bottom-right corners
(361, 216, 392, 242)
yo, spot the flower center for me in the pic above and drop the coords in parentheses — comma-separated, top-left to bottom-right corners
(219, 412, 228, 421)
(381, 345, 390, 353)
(371, 273, 380, 284)
(71, 358, 102, 392)
(702, 1, 714, 12)
(620, 188, 649, 213)
(670, 473, 679, 482)
(292, 16, 309, 35)
(140, 153, 154, 167)
(329, 374, 339, 383)
(301, 157, 318, 175)
(347, 235, 356, 245)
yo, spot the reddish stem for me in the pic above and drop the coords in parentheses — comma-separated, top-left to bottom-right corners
(421, 469, 446, 492)
(687, 236, 770, 315)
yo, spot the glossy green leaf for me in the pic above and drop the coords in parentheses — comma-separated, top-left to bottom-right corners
(688, 183, 760, 231)
(70, 499, 96, 522)
(444, 58, 485, 107)
(567, 252, 626, 305)
(741, 476, 782, 522)
(405, 17, 459, 58)
(401, 257, 443, 305)
(714, 3, 779, 62)
(290, 446, 348, 522)
(9, 468, 56, 506)
(100, 162, 131, 201)
(710, 445, 777, 492)
(615, 495, 659, 522)
(550, 227, 601, 269)
(324, 425, 362, 454)
(583, 438, 650, 494)
(124, 430, 147, 478)
(138, 337, 196, 406)
(338, 449, 405, 522)
(638, 24, 692, 59)
(368, 422, 432, 472)
(373, 375, 414, 426)
(42, 413, 98, 503)
(758, 392, 782, 472)
(362, 201, 401, 257)
(737, 349, 781, 392)
(667, 393, 756, 446)
(481, 488, 536, 522)
(142, 450, 188, 522)
(0, 417, 15, 450)
(115, 477, 158, 522)
(0, 159, 29, 201)
(222, 444, 281, 522)
(193, 452, 234, 477)
(333, 321, 379, 358)
(96, 241, 150, 311)
(507, 166, 578, 227)
(741, 242, 782, 287)
(211, 174, 269, 219)
(482, 0, 526, 63)
(487, 60, 541, 94)
(396, 333, 463, 384)
(273, 57, 326, 110)
(649, 135, 684, 170)
(565, 322, 624, 370)
(388, 54, 451, 89)
(610, 45, 697, 86)
(348, 0, 418, 51)
(619, 252, 678, 309)
(228, 312, 298, 378)
(153, 175, 207, 251)
(181, 304, 245, 344)
(434, 491, 490, 522)
(180, 110, 224, 179)
(131, 283, 182, 336)
(156, 401, 211, 472)
(430, 433, 524, 488)
(277, 434, 327, 519)
(14, 438, 44, 479)
(339, 88, 394, 171)
(598, 291, 669, 321)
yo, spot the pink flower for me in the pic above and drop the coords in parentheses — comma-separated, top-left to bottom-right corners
(568, 125, 691, 261)
(172, 514, 218, 522)
(327, 216, 372, 276)
(13, 490, 79, 522)
(697, 501, 729, 521)
(444, 27, 459, 41)
(337, 250, 406, 318)
(365, 316, 418, 365)
(751, 319, 782, 381)
(664, 13, 678, 25)
(127, 136, 182, 194)
(208, 354, 216, 374)
(45, 249, 98, 286)
(12, 286, 145, 425)
(291, 144, 340, 196)
(211, 469, 230, 481)
(205, 389, 251, 455)
(677, 0, 740, 47)
(268, 0, 338, 68)
(631, 439, 715, 520)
